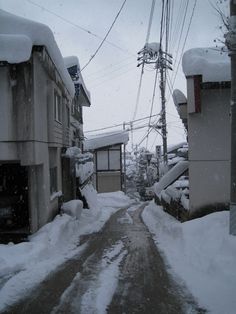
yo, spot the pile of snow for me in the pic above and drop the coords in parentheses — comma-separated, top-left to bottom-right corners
(0, 191, 133, 312)
(142, 202, 236, 314)
(84, 131, 129, 151)
(0, 9, 74, 97)
(61, 200, 83, 219)
(182, 47, 230, 82)
(65, 147, 94, 184)
(76, 161, 94, 183)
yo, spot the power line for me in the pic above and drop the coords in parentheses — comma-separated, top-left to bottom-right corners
(85, 113, 160, 134)
(146, 68, 159, 148)
(132, 0, 156, 122)
(25, 0, 134, 57)
(80, 0, 127, 72)
(170, 0, 198, 90)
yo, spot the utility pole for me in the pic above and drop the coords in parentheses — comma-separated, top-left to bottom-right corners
(159, 49, 168, 165)
(123, 122, 127, 193)
(226, 0, 236, 235)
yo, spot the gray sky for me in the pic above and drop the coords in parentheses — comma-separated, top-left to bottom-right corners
(0, 0, 229, 151)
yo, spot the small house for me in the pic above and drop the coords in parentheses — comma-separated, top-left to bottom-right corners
(84, 131, 129, 193)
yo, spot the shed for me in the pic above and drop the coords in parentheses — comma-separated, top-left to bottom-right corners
(84, 131, 129, 193)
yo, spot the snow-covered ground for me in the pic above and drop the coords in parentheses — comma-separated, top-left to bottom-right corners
(142, 201, 236, 314)
(0, 191, 132, 312)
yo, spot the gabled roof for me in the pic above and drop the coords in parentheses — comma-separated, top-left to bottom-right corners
(0, 9, 74, 97)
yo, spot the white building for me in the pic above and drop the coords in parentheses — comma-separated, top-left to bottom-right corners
(182, 47, 231, 215)
(0, 10, 89, 236)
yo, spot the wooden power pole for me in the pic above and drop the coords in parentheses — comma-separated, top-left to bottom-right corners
(226, 0, 236, 235)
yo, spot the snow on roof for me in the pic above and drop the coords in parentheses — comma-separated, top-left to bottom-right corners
(154, 161, 189, 195)
(84, 131, 129, 150)
(167, 142, 187, 153)
(172, 89, 187, 106)
(0, 9, 74, 97)
(182, 47, 230, 82)
(64, 55, 91, 103)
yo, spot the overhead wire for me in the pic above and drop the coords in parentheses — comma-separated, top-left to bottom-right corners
(79, 0, 127, 72)
(169, 0, 198, 91)
(85, 113, 160, 134)
(25, 0, 134, 57)
(132, 0, 156, 122)
(146, 68, 159, 149)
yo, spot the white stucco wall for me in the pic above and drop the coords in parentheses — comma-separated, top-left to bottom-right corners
(188, 83, 231, 212)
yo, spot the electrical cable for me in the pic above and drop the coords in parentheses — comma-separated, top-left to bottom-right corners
(85, 113, 160, 133)
(80, 0, 127, 72)
(26, 0, 134, 56)
(146, 68, 159, 148)
(132, 0, 156, 122)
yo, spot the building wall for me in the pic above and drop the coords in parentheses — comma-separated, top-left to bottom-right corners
(0, 48, 73, 233)
(97, 171, 121, 193)
(188, 82, 231, 213)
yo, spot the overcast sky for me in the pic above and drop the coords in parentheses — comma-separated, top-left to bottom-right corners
(0, 0, 229, 151)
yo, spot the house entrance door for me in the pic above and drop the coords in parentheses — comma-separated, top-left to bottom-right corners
(0, 163, 29, 232)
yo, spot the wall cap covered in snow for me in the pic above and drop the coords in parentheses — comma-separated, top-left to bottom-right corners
(182, 47, 230, 82)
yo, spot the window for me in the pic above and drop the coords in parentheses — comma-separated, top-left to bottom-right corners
(96, 146, 121, 171)
(54, 91, 62, 122)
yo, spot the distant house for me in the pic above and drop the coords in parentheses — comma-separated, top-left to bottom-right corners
(84, 131, 129, 193)
(182, 47, 231, 215)
(0, 10, 89, 236)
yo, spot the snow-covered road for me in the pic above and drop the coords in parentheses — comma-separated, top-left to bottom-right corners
(4, 204, 204, 314)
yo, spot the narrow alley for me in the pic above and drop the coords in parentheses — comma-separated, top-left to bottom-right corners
(5, 204, 205, 314)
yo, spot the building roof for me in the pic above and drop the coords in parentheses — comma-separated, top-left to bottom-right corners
(0, 9, 74, 97)
(64, 56, 91, 105)
(172, 89, 187, 106)
(84, 131, 129, 151)
(182, 47, 230, 82)
(154, 161, 189, 196)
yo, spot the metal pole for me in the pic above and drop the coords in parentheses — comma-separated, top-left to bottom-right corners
(226, 0, 236, 235)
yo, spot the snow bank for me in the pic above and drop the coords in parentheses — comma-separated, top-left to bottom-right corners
(182, 47, 230, 82)
(0, 191, 132, 312)
(0, 9, 74, 97)
(84, 131, 129, 151)
(142, 202, 236, 314)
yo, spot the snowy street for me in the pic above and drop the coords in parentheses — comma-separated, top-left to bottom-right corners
(3, 202, 204, 314)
